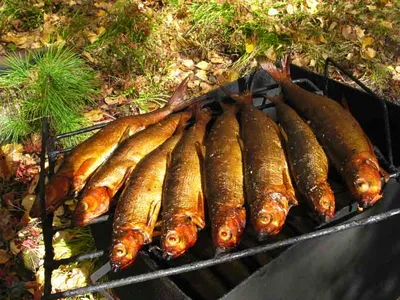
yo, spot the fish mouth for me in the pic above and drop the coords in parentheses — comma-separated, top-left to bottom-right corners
(110, 231, 144, 272)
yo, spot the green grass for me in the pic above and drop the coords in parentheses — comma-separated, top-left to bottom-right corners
(1, 0, 47, 32)
(0, 46, 98, 146)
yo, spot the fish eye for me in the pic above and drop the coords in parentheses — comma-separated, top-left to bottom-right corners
(218, 226, 232, 241)
(81, 201, 89, 211)
(114, 244, 127, 257)
(258, 212, 272, 225)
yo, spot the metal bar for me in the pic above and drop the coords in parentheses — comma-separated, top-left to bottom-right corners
(53, 214, 111, 233)
(39, 119, 55, 297)
(324, 58, 393, 165)
(53, 250, 106, 268)
(47, 208, 400, 299)
(55, 123, 109, 140)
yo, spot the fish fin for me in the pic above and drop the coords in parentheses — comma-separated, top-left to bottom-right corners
(278, 125, 288, 144)
(165, 76, 190, 112)
(175, 111, 192, 134)
(282, 164, 298, 207)
(191, 192, 206, 229)
(341, 95, 350, 111)
(258, 54, 291, 84)
(217, 83, 253, 104)
(114, 166, 135, 195)
(380, 167, 390, 183)
(195, 140, 207, 195)
(265, 94, 285, 104)
(146, 199, 162, 228)
(73, 157, 98, 187)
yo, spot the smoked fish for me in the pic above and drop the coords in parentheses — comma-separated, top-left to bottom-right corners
(110, 125, 187, 271)
(225, 90, 298, 238)
(161, 108, 211, 258)
(269, 95, 335, 220)
(205, 103, 246, 252)
(73, 111, 192, 226)
(30, 78, 190, 218)
(260, 56, 383, 207)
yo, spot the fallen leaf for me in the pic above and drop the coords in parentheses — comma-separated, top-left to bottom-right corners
(268, 8, 279, 16)
(104, 95, 127, 105)
(245, 39, 255, 54)
(318, 34, 327, 44)
(22, 194, 36, 212)
(0, 144, 23, 179)
(342, 25, 354, 40)
(196, 61, 210, 70)
(0, 249, 11, 264)
(309, 59, 316, 67)
(355, 27, 365, 40)
(286, 4, 295, 14)
(367, 5, 377, 11)
(395, 66, 400, 73)
(227, 70, 240, 82)
(362, 47, 376, 60)
(329, 22, 337, 31)
(84, 109, 103, 122)
(182, 59, 195, 69)
(346, 52, 354, 60)
(97, 26, 106, 36)
(96, 9, 106, 17)
(381, 20, 393, 29)
(195, 70, 208, 81)
(86, 31, 100, 43)
(264, 46, 276, 61)
(362, 37, 374, 49)
(200, 82, 213, 93)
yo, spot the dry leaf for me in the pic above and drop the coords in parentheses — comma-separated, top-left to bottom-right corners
(362, 47, 376, 60)
(84, 109, 103, 122)
(346, 52, 354, 60)
(362, 37, 374, 49)
(341, 26, 353, 40)
(200, 82, 213, 93)
(196, 61, 210, 70)
(0, 250, 11, 264)
(96, 9, 106, 17)
(104, 95, 126, 105)
(195, 70, 208, 81)
(264, 46, 276, 61)
(86, 31, 99, 43)
(97, 26, 106, 36)
(268, 8, 279, 16)
(355, 27, 365, 40)
(328, 22, 337, 31)
(0, 144, 23, 180)
(227, 70, 240, 82)
(82, 51, 95, 63)
(182, 59, 195, 69)
(309, 59, 316, 67)
(318, 34, 327, 44)
(381, 21, 393, 29)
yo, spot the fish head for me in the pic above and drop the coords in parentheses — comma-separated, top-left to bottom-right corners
(347, 156, 382, 207)
(212, 207, 246, 252)
(110, 230, 145, 272)
(73, 187, 111, 226)
(252, 193, 289, 238)
(162, 216, 197, 258)
(307, 183, 335, 220)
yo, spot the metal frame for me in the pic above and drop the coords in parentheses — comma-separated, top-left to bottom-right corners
(38, 59, 400, 299)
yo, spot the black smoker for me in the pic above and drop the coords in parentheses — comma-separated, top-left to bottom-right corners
(37, 59, 400, 300)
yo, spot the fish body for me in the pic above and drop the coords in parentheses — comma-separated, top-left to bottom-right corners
(260, 57, 382, 206)
(239, 98, 297, 238)
(161, 109, 212, 258)
(30, 78, 190, 218)
(73, 112, 192, 226)
(270, 96, 335, 220)
(205, 103, 246, 251)
(110, 130, 184, 271)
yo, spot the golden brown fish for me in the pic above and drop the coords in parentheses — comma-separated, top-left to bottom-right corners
(269, 95, 335, 220)
(260, 56, 384, 207)
(225, 90, 297, 238)
(110, 125, 186, 271)
(205, 103, 246, 252)
(73, 111, 192, 226)
(161, 108, 212, 258)
(30, 78, 190, 218)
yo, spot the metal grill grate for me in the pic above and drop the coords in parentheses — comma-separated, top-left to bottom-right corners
(37, 59, 400, 299)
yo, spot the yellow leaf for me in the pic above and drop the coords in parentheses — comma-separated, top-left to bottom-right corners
(286, 4, 295, 14)
(227, 70, 240, 82)
(362, 37, 374, 49)
(82, 51, 95, 63)
(355, 27, 365, 40)
(86, 31, 99, 43)
(196, 61, 210, 70)
(96, 9, 106, 17)
(96, 26, 106, 36)
(84, 109, 103, 122)
(245, 39, 255, 54)
(318, 34, 327, 44)
(381, 20, 393, 29)
(361, 47, 376, 60)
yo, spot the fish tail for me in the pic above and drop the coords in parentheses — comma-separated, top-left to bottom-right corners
(258, 54, 291, 84)
(218, 84, 253, 104)
(165, 76, 190, 112)
(29, 175, 71, 218)
(175, 111, 192, 133)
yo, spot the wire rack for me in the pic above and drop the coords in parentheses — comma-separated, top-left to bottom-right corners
(37, 59, 400, 299)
